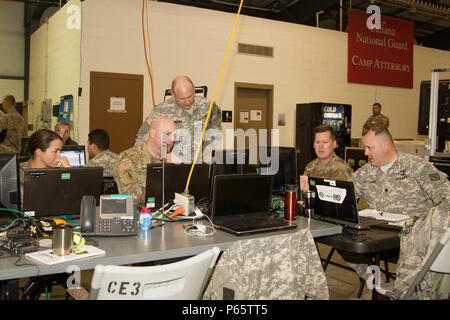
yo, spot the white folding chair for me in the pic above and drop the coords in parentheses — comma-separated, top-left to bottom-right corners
(376, 227, 450, 299)
(88, 247, 221, 300)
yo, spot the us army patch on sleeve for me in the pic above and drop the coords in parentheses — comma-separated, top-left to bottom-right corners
(428, 173, 440, 181)
(119, 161, 132, 172)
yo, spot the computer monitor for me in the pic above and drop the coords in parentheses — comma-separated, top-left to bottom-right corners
(60, 145, 86, 167)
(22, 167, 103, 218)
(145, 163, 210, 210)
(0, 154, 20, 226)
(258, 146, 299, 194)
(210, 149, 258, 174)
(209, 149, 259, 198)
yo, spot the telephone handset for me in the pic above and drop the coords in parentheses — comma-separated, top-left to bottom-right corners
(80, 194, 137, 236)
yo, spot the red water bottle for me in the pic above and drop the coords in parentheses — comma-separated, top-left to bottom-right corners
(284, 184, 298, 220)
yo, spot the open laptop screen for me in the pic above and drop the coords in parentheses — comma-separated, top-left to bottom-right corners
(308, 176, 359, 224)
(60, 145, 86, 167)
(212, 174, 273, 219)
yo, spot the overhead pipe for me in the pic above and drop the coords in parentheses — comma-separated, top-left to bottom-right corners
(209, 0, 300, 13)
(316, 10, 325, 27)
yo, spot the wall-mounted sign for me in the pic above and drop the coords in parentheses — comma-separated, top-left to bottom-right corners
(347, 8, 413, 88)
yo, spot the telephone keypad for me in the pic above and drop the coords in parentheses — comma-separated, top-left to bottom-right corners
(97, 218, 136, 235)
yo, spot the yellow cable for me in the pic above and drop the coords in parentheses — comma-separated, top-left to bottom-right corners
(145, 0, 156, 106)
(185, 0, 244, 192)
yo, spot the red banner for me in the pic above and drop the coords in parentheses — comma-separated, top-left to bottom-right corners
(347, 8, 413, 88)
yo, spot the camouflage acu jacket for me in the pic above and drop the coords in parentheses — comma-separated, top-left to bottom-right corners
(113, 143, 161, 208)
(135, 96, 222, 162)
(303, 152, 354, 181)
(352, 152, 450, 218)
(85, 150, 118, 177)
(203, 228, 329, 300)
(0, 109, 26, 153)
(362, 113, 389, 134)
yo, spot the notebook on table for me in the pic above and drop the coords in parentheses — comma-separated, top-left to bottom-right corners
(210, 173, 296, 236)
(308, 176, 388, 230)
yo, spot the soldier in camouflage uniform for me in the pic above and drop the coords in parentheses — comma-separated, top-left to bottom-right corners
(300, 124, 354, 191)
(203, 228, 329, 299)
(0, 95, 26, 153)
(135, 76, 222, 163)
(362, 102, 389, 135)
(113, 116, 177, 208)
(84, 129, 118, 177)
(352, 127, 450, 299)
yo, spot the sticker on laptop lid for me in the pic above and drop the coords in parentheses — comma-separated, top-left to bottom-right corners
(323, 179, 336, 186)
(61, 173, 70, 180)
(146, 197, 155, 208)
(316, 185, 346, 204)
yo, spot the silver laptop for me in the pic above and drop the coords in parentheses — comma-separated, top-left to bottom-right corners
(308, 176, 387, 230)
(210, 173, 296, 236)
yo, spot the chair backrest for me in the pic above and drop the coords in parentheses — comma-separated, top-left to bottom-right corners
(403, 227, 450, 299)
(430, 227, 450, 273)
(88, 246, 220, 300)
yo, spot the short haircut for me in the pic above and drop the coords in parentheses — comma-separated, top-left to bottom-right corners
(2, 95, 15, 107)
(363, 126, 394, 145)
(313, 124, 336, 141)
(27, 129, 62, 157)
(55, 121, 70, 130)
(171, 76, 194, 91)
(373, 102, 382, 108)
(88, 129, 110, 151)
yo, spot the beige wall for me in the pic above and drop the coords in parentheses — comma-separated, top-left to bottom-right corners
(28, 0, 81, 137)
(79, 0, 450, 147)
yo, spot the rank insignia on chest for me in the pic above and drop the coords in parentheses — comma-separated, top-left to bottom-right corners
(428, 173, 440, 181)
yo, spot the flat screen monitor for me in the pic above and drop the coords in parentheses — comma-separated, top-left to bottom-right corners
(258, 146, 299, 194)
(145, 163, 210, 210)
(209, 149, 259, 198)
(60, 145, 86, 167)
(210, 149, 258, 174)
(22, 167, 103, 218)
(0, 154, 20, 225)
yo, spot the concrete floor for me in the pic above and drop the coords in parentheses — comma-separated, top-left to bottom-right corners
(18, 242, 396, 300)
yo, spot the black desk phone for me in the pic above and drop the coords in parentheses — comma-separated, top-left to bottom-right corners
(80, 194, 137, 236)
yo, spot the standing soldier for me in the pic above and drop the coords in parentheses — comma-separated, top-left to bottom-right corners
(362, 102, 389, 135)
(135, 75, 222, 163)
(0, 95, 26, 153)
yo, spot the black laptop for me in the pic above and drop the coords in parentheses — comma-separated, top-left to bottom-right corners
(308, 176, 387, 229)
(210, 174, 297, 236)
